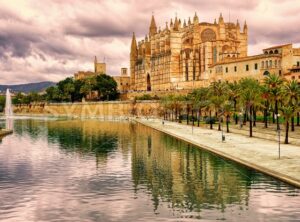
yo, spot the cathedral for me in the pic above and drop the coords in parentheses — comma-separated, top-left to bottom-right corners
(130, 13, 300, 91)
(130, 13, 248, 91)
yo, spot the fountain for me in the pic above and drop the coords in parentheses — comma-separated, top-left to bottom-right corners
(4, 89, 13, 130)
(5, 89, 13, 117)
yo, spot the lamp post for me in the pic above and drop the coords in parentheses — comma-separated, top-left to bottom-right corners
(221, 109, 225, 142)
(275, 113, 281, 159)
(239, 109, 244, 129)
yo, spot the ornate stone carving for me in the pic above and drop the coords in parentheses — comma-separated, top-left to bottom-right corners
(201, 28, 216, 42)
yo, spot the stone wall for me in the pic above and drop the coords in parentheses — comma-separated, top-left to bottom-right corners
(14, 101, 161, 118)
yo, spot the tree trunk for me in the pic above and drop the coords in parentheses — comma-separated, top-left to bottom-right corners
(197, 109, 201, 127)
(179, 110, 182, 123)
(272, 112, 275, 124)
(235, 113, 238, 125)
(253, 108, 257, 127)
(226, 115, 230, 133)
(249, 106, 253, 137)
(217, 112, 221, 131)
(291, 116, 295, 132)
(297, 112, 300, 126)
(275, 100, 279, 130)
(187, 105, 190, 125)
(285, 121, 289, 144)
(264, 108, 268, 128)
(192, 109, 195, 126)
(210, 111, 213, 129)
(243, 112, 247, 125)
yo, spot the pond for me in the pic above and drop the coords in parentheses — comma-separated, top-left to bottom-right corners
(0, 119, 299, 221)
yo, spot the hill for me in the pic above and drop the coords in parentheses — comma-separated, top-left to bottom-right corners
(0, 81, 56, 94)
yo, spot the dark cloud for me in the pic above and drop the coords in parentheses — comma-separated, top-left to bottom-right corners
(0, 0, 299, 84)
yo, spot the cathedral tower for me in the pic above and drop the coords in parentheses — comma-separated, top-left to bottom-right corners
(130, 32, 138, 90)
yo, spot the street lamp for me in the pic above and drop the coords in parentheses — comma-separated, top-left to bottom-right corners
(221, 109, 225, 142)
(239, 109, 244, 129)
(275, 113, 281, 159)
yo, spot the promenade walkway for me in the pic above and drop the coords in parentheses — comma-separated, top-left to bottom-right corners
(136, 118, 300, 188)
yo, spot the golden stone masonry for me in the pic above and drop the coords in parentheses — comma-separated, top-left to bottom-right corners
(74, 13, 300, 95)
(130, 13, 300, 92)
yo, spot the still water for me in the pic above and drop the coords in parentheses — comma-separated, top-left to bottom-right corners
(0, 119, 299, 222)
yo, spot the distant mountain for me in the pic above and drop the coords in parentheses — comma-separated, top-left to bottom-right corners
(0, 81, 56, 93)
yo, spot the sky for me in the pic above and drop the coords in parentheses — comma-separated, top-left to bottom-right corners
(0, 0, 300, 85)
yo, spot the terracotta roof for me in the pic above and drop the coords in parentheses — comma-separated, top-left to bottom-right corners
(263, 43, 292, 50)
(210, 54, 281, 67)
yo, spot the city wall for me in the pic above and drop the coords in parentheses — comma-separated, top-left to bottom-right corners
(14, 101, 162, 118)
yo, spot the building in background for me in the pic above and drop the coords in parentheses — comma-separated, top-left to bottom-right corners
(130, 13, 300, 92)
(113, 68, 131, 93)
(73, 57, 131, 93)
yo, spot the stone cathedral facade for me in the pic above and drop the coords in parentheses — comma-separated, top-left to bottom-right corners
(130, 13, 248, 91)
(73, 13, 300, 96)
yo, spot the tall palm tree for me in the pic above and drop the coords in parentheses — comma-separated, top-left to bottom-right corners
(222, 100, 234, 133)
(261, 85, 271, 128)
(190, 87, 210, 127)
(284, 80, 299, 132)
(280, 105, 295, 144)
(264, 74, 284, 130)
(227, 82, 240, 124)
(239, 78, 262, 137)
(209, 81, 229, 131)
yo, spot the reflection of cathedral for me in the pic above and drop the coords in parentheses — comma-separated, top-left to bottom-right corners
(130, 13, 300, 92)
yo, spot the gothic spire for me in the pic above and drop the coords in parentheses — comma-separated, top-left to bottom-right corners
(131, 32, 137, 52)
(149, 14, 157, 36)
(165, 22, 169, 31)
(193, 12, 199, 24)
(219, 13, 224, 24)
(243, 20, 248, 33)
(236, 19, 240, 30)
(174, 16, 179, 31)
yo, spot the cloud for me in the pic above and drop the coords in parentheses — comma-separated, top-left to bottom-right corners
(0, 0, 299, 84)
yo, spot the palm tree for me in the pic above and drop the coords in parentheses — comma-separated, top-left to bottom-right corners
(222, 100, 234, 133)
(209, 81, 229, 131)
(190, 87, 210, 127)
(227, 82, 240, 124)
(264, 74, 284, 130)
(261, 85, 271, 128)
(280, 105, 295, 144)
(239, 78, 262, 137)
(284, 80, 299, 132)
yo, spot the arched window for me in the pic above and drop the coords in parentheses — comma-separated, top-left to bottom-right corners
(185, 62, 189, 81)
(262, 61, 265, 68)
(263, 71, 270, 76)
(269, 60, 272, 68)
(264, 51, 269, 55)
(274, 49, 279, 54)
(269, 50, 274, 54)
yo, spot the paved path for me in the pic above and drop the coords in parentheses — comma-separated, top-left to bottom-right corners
(136, 118, 300, 188)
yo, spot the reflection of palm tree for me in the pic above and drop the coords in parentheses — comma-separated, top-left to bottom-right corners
(131, 125, 252, 213)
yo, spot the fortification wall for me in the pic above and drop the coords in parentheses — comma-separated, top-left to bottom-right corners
(14, 101, 161, 118)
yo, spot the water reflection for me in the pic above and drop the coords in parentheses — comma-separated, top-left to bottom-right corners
(0, 119, 298, 222)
